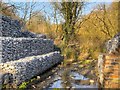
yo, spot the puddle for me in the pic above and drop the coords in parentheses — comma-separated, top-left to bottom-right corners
(70, 72, 88, 80)
(71, 83, 98, 88)
(46, 70, 98, 88)
(28, 64, 98, 89)
(49, 80, 63, 88)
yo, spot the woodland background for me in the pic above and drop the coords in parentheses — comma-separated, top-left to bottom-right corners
(1, 1, 120, 65)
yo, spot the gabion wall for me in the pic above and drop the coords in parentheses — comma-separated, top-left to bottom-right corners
(0, 14, 22, 37)
(0, 37, 54, 63)
(0, 14, 63, 88)
(0, 14, 46, 38)
(0, 52, 63, 87)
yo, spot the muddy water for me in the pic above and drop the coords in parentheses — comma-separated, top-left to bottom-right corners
(27, 61, 98, 89)
(46, 68, 98, 89)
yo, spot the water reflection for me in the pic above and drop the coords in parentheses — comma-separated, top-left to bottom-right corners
(71, 83, 98, 88)
(47, 70, 97, 89)
(70, 72, 88, 80)
(49, 80, 63, 88)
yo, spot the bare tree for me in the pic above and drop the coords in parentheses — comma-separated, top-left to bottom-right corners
(89, 3, 118, 38)
(16, 1, 37, 24)
(0, 1, 16, 17)
(51, 1, 85, 61)
(52, 1, 85, 44)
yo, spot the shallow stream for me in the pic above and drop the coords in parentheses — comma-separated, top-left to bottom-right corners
(46, 69, 98, 89)
(28, 63, 98, 89)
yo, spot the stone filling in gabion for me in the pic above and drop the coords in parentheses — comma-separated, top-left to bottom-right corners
(0, 52, 63, 86)
(0, 14, 63, 87)
(0, 37, 54, 63)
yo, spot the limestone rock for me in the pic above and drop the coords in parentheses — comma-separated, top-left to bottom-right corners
(106, 32, 120, 54)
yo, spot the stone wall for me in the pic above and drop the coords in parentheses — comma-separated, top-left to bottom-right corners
(0, 51, 63, 87)
(98, 32, 120, 88)
(103, 54, 120, 88)
(0, 37, 54, 63)
(98, 54, 120, 88)
(0, 14, 46, 38)
(106, 32, 120, 54)
(0, 14, 63, 88)
(0, 14, 22, 37)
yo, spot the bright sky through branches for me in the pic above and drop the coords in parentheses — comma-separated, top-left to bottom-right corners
(2, 0, 113, 24)
(3, 0, 115, 2)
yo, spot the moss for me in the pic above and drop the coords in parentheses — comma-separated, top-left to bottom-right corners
(18, 78, 36, 89)
(18, 82, 28, 89)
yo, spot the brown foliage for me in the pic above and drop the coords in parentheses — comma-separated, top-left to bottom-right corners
(0, 1, 18, 19)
